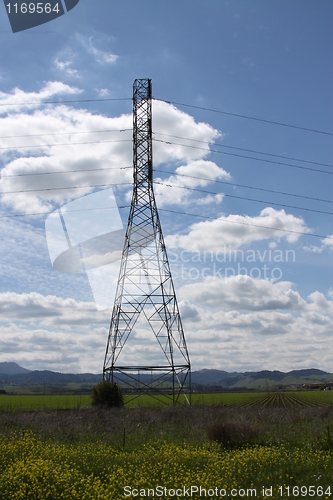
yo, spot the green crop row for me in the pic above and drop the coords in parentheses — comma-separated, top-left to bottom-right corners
(0, 395, 91, 411)
(1, 390, 332, 411)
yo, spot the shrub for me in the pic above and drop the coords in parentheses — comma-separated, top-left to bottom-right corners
(208, 421, 260, 448)
(91, 380, 124, 408)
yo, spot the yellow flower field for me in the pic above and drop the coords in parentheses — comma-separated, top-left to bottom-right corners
(1, 431, 332, 499)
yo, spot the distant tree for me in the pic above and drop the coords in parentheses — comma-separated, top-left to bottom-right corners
(91, 379, 124, 408)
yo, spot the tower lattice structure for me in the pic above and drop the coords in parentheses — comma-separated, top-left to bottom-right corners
(103, 79, 191, 405)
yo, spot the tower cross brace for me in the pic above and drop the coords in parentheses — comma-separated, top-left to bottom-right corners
(103, 79, 191, 405)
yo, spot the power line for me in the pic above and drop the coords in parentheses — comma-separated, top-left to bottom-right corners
(155, 169, 333, 205)
(1, 165, 132, 178)
(155, 99, 333, 137)
(2, 127, 331, 171)
(153, 132, 333, 169)
(1, 173, 332, 217)
(1, 202, 332, 242)
(0, 205, 130, 218)
(0, 128, 132, 140)
(1, 195, 331, 242)
(1, 166, 331, 211)
(0, 138, 132, 151)
(155, 181, 333, 216)
(2, 93, 332, 137)
(1, 134, 331, 176)
(159, 208, 333, 241)
(0, 97, 132, 107)
(153, 138, 333, 175)
(0, 182, 132, 194)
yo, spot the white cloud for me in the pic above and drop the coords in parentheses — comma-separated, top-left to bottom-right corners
(0, 277, 333, 373)
(154, 159, 230, 207)
(54, 58, 80, 79)
(0, 278, 332, 373)
(0, 85, 224, 214)
(0, 291, 109, 327)
(303, 235, 333, 253)
(98, 88, 109, 97)
(0, 81, 82, 114)
(76, 35, 118, 64)
(152, 100, 221, 164)
(174, 275, 333, 372)
(0, 323, 107, 373)
(178, 275, 305, 312)
(322, 235, 333, 248)
(167, 207, 310, 251)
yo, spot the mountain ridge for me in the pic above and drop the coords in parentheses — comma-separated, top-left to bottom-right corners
(0, 363, 332, 390)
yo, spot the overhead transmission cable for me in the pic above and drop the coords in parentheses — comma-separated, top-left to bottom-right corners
(0, 138, 132, 151)
(154, 181, 333, 216)
(152, 138, 333, 175)
(1, 135, 330, 176)
(1, 177, 332, 217)
(0, 97, 132, 107)
(0, 128, 132, 139)
(2, 128, 332, 171)
(153, 132, 333, 169)
(1, 165, 132, 178)
(1, 93, 332, 136)
(155, 98, 333, 137)
(158, 207, 333, 241)
(1, 202, 332, 242)
(154, 169, 333, 205)
(2, 165, 332, 209)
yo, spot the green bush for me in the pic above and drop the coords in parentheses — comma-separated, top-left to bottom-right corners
(91, 380, 124, 408)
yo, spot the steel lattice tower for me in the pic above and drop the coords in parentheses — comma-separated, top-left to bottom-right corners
(103, 79, 191, 405)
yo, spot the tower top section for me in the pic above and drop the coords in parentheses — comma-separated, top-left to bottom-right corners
(133, 79, 153, 204)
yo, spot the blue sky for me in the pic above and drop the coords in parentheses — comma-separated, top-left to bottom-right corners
(0, 1, 332, 373)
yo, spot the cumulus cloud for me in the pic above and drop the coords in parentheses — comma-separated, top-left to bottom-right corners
(154, 159, 230, 206)
(175, 275, 333, 372)
(0, 81, 82, 114)
(0, 279, 332, 372)
(0, 323, 107, 372)
(152, 100, 220, 164)
(0, 291, 109, 327)
(166, 207, 310, 251)
(0, 85, 225, 214)
(178, 275, 305, 311)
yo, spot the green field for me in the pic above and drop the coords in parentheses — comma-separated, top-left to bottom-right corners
(1, 390, 333, 411)
(0, 394, 91, 411)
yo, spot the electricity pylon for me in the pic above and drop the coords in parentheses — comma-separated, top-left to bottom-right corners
(103, 79, 191, 405)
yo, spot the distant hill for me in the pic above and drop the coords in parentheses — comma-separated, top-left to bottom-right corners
(0, 362, 30, 375)
(0, 364, 332, 392)
(191, 368, 332, 390)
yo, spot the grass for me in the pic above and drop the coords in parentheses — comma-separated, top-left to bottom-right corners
(1, 404, 333, 499)
(0, 394, 90, 411)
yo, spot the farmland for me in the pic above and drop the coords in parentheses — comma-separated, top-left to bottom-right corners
(0, 391, 333, 411)
(1, 389, 333, 411)
(1, 391, 333, 498)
